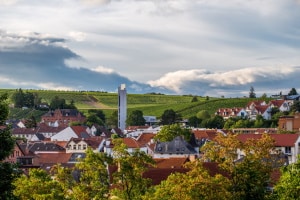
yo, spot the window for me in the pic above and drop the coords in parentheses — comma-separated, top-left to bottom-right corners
(78, 145, 81, 150)
(83, 145, 87, 150)
(73, 145, 76, 150)
(285, 147, 291, 154)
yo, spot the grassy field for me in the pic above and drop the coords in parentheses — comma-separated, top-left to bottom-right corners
(0, 89, 257, 120)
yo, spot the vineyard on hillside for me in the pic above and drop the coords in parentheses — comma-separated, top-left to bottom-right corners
(0, 89, 266, 120)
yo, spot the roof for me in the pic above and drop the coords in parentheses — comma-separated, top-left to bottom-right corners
(154, 136, 197, 154)
(136, 133, 155, 146)
(269, 99, 285, 107)
(154, 157, 189, 168)
(192, 129, 218, 141)
(246, 100, 265, 107)
(34, 152, 72, 165)
(255, 105, 270, 114)
(71, 126, 90, 138)
(122, 138, 141, 148)
(19, 142, 66, 154)
(237, 134, 300, 147)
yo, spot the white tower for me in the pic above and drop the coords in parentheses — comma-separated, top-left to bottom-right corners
(118, 84, 127, 131)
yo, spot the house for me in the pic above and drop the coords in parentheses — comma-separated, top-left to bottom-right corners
(135, 133, 156, 155)
(268, 99, 290, 112)
(248, 105, 271, 120)
(215, 107, 248, 119)
(3, 141, 25, 164)
(245, 100, 272, 120)
(41, 109, 86, 126)
(237, 133, 300, 164)
(191, 129, 224, 148)
(65, 136, 106, 153)
(51, 126, 91, 141)
(278, 112, 300, 132)
(153, 136, 199, 159)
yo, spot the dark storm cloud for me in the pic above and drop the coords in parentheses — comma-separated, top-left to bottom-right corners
(0, 31, 171, 94)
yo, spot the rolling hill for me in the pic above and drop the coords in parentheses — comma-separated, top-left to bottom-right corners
(0, 89, 256, 121)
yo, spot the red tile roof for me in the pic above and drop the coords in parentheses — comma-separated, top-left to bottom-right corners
(237, 134, 300, 147)
(122, 138, 141, 148)
(136, 133, 155, 146)
(34, 152, 72, 165)
(154, 157, 189, 168)
(192, 129, 218, 141)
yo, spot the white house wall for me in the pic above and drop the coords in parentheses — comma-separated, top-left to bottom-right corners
(51, 127, 78, 141)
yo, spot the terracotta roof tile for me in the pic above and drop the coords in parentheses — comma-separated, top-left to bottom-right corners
(122, 138, 141, 148)
(237, 133, 300, 147)
(136, 133, 155, 146)
(154, 157, 188, 168)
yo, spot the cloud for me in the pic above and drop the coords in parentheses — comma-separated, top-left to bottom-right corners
(68, 31, 87, 42)
(0, 30, 171, 94)
(148, 67, 299, 97)
(90, 66, 115, 74)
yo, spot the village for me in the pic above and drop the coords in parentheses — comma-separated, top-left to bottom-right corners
(3, 85, 300, 196)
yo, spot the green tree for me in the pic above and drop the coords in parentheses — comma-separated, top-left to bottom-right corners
(143, 162, 231, 200)
(50, 96, 66, 109)
(204, 115, 224, 129)
(13, 168, 65, 200)
(126, 110, 146, 126)
(69, 148, 112, 199)
(111, 138, 155, 200)
(274, 157, 300, 199)
(288, 87, 298, 96)
(86, 114, 104, 127)
(196, 110, 211, 120)
(160, 109, 181, 125)
(191, 96, 198, 102)
(11, 88, 24, 108)
(25, 115, 37, 128)
(11, 89, 35, 108)
(249, 86, 256, 98)
(0, 93, 20, 199)
(291, 101, 300, 113)
(0, 93, 9, 125)
(88, 109, 106, 123)
(188, 116, 202, 128)
(154, 124, 192, 142)
(106, 110, 118, 128)
(201, 133, 278, 200)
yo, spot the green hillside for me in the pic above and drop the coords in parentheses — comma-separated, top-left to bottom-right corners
(0, 89, 256, 120)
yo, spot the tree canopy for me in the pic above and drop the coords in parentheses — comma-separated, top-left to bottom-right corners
(154, 124, 192, 142)
(288, 87, 298, 96)
(249, 86, 256, 98)
(126, 110, 146, 126)
(160, 109, 182, 125)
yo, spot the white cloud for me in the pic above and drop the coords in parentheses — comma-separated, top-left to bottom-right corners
(90, 65, 115, 74)
(148, 66, 296, 94)
(68, 31, 87, 42)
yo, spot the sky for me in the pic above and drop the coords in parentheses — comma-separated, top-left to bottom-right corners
(0, 0, 300, 97)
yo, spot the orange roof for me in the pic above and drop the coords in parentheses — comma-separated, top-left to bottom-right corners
(269, 100, 285, 107)
(34, 152, 72, 165)
(136, 133, 155, 146)
(237, 134, 300, 147)
(154, 157, 188, 168)
(192, 129, 218, 141)
(122, 138, 141, 148)
(255, 105, 270, 114)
